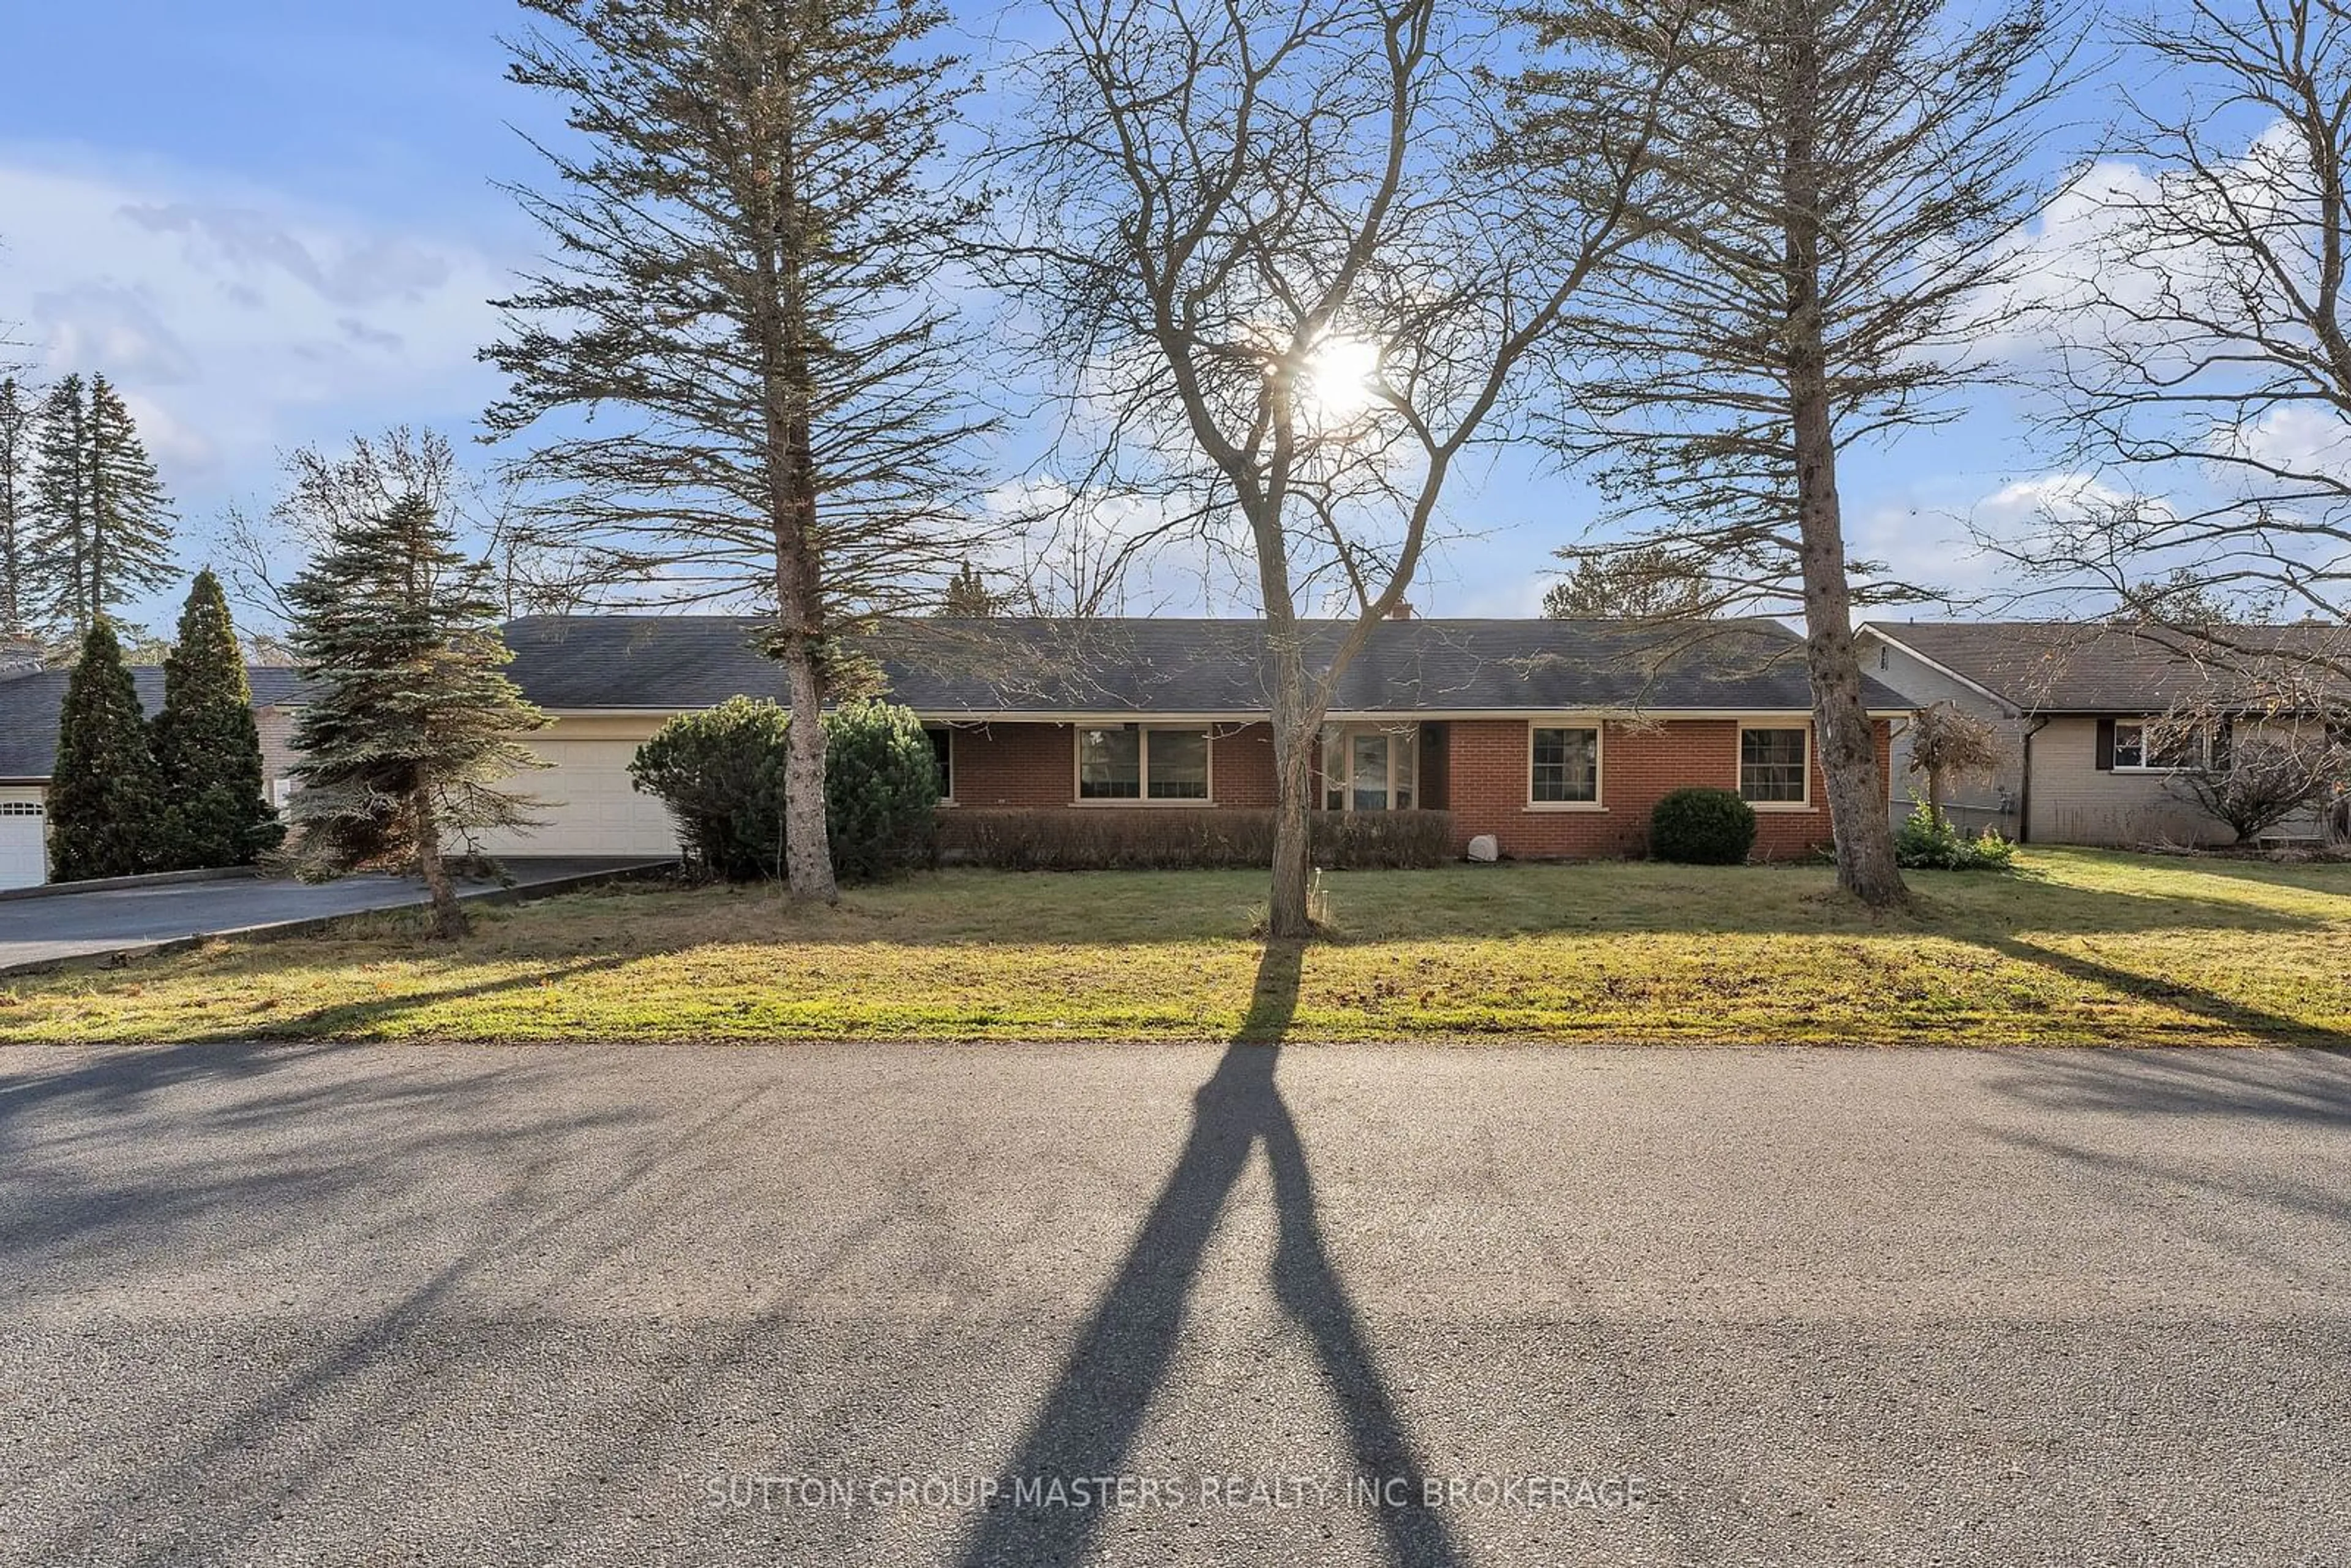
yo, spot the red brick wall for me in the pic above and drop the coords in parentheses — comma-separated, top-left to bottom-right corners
(1443, 717, 1892, 861)
(943, 716, 1888, 861)
(944, 721, 1279, 808)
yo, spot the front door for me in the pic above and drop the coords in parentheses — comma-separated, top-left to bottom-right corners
(1324, 726, 1417, 811)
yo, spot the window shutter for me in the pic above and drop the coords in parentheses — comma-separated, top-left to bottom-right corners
(2094, 718, 2115, 771)
(2212, 718, 2234, 772)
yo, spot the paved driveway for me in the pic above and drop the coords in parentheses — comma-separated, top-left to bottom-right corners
(3, 1041, 2348, 1566)
(0, 858, 666, 970)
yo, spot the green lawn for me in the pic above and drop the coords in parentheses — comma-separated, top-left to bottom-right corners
(3, 849, 2347, 1046)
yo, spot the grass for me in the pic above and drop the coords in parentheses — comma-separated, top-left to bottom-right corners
(1, 848, 2347, 1048)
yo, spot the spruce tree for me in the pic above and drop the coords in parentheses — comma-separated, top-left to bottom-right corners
(152, 569, 280, 870)
(285, 492, 546, 939)
(487, 0, 993, 909)
(31, 375, 89, 632)
(86, 376, 177, 618)
(31, 374, 176, 631)
(0, 377, 40, 636)
(48, 619, 164, 882)
(940, 561, 1000, 617)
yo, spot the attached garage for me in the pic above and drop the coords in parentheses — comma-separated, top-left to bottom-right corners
(468, 718, 681, 859)
(0, 788, 46, 891)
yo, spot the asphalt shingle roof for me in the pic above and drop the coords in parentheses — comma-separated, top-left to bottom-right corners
(1869, 620, 2351, 713)
(0, 616, 1911, 782)
(502, 614, 1907, 716)
(0, 666, 305, 781)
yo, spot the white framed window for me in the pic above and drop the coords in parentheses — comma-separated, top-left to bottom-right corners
(2113, 718, 2208, 771)
(1320, 724, 1418, 811)
(1738, 726, 1810, 806)
(1529, 724, 1602, 806)
(1075, 725, 1211, 803)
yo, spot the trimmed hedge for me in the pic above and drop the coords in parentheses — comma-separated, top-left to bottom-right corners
(1648, 786, 1757, 865)
(937, 808, 1456, 871)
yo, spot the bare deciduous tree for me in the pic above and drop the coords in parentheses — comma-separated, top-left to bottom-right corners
(220, 427, 601, 630)
(2023, 0, 2351, 637)
(486, 0, 994, 905)
(1525, 0, 2075, 909)
(995, 0, 1678, 936)
(1903, 700, 2003, 827)
(2155, 704, 2351, 842)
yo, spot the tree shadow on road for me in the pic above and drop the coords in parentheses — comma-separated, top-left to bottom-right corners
(953, 940, 1461, 1568)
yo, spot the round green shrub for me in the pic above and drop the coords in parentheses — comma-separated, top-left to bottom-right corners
(629, 696, 789, 881)
(1648, 786, 1757, 865)
(822, 700, 940, 882)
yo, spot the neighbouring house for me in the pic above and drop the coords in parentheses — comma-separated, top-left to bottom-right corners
(1857, 619, 2351, 847)
(0, 615, 1907, 887)
(0, 656, 306, 891)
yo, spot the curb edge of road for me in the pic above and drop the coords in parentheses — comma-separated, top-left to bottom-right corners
(0, 860, 678, 979)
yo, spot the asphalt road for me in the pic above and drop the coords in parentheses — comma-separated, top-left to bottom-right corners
(3, 1041, 2347, 1567)
(0, 858, 667, 970)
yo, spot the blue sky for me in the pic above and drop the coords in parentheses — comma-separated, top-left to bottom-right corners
(0, 2, 2131, 632)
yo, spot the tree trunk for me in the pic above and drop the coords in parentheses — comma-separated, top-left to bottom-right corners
(1926, 764, 1946, 829)
(410, 775, 468, 940)
(776, 615, 836, 903)
(757, 84, 838, 907)
(1268, 713, 1318, 937)
(1259, 599, 1324, 937)
(1782, 15, 1908, 911)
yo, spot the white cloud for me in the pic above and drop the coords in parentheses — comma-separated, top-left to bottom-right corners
(0, 150, 509, 497)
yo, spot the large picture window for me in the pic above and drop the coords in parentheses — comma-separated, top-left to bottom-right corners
(1530, 726, 1600, 805)
(1077, 726, 1210, 801)
(1739, 727, 1809, 804)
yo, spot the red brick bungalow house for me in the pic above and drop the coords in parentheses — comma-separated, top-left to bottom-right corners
(482, 615, 1906, 863)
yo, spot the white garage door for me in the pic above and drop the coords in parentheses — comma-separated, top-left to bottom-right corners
(469, 740, 680, 858)
(0, 790, 47, 890)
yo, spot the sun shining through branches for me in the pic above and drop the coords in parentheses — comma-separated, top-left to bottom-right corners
(1297, 336, 1385, 424)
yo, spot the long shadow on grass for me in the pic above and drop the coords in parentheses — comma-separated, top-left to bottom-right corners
(953, 942, 1461, 1568)
(1985, 934, 2351, 1049)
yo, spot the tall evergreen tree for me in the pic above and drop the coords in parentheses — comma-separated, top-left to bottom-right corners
(285, 492, 547, 939)
(486, 0, 994, 909)
(940, 561, 1001, 617)
(152, 569, 281, 870)
(85, 376, 177, 621)
(31, 374, 89, 632)
(0, 377, 41, 636)
(32, 373, 176, 632)
(48, 619, 164, 882)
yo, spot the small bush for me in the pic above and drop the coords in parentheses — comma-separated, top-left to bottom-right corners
(822, 700, 940, 882)
(1895, 802, 2017, 871)
(629, 697, 790, 881)
(937, 809, 1455, 871)
(1648, 787, 1757, 865)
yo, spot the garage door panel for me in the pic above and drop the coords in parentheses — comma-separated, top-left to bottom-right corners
(0, 790, 46, 890)
(469, 740, 680, 858)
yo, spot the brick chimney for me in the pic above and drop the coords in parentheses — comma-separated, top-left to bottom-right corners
(1387, 601, 1414, 621)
